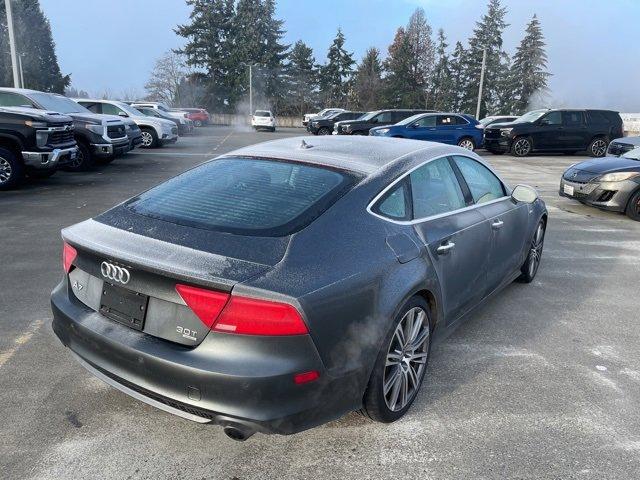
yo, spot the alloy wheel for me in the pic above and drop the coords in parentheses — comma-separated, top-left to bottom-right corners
(0, 156, 12, 184)
(458, 138, 474, 150)
(513, 138, 531, 156)
(141, 131, 153, 147)
(528, 222, 545, 278)
(383, 307, 430, 412)
(591, 139, 607, 157)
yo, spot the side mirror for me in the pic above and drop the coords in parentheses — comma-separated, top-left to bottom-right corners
(538, 118, 550, 126)
(411, 123, 421, 128)
(118, 111, 128, 117)
(511, 184, 538, 204)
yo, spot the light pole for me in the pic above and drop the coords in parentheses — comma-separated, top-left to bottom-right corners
(18, 54, 25, 89)
(475, 47, 487, 119)
(241, 63, 258, 116)
(4, 0, 20, 88)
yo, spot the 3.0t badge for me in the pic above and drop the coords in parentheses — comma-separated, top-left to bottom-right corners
(100, 261, 130, 285)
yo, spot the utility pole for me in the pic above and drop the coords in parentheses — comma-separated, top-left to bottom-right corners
(248, 64, 253, 116)
(18, 54, 25, 89)
(475, 47, 487, 119)
(4, 0, 21, 88)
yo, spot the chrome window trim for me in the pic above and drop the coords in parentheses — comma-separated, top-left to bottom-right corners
(366, 152, 512, 225)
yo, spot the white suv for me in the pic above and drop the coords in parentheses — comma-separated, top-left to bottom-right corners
(130, 102, 194, 133)
(75, 99, 178, 148)
(251, 110, 276, 132)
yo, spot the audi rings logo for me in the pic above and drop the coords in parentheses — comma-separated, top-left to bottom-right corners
(100, 261, 131, 284)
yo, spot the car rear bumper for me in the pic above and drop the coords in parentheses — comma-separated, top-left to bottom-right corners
(559, 177, 638, 212)
(50, 280, 358, 435)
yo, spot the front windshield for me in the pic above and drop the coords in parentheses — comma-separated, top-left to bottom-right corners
(479, 117, 497, 126)
(31, 93, 91, 114)
(359, 111, 381, 121)
(514, 110, 547, 123)
(397, 113, 426, 126)
(118, 103, 144, 116)
(622, 147, 640, 161)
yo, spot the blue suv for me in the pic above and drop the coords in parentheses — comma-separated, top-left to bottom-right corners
(369, 113, 483, 151)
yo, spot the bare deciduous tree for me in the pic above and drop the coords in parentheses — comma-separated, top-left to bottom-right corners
(144, 52, 188, 106)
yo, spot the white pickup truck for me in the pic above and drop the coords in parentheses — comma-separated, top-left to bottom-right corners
(302, 108, 345, 127)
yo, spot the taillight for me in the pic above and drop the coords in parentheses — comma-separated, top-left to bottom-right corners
(214, 296, 308, 336)
(176, 284, 308, 336)
(176, 284, 229, 328)
(62, 242, 77, 273)
(293, 370, 320, 385)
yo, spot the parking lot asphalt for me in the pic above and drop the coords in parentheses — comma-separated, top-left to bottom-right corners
(1, 126, 639, 479)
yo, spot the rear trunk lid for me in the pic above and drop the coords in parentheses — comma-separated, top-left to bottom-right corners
(63, 217, 288, 347)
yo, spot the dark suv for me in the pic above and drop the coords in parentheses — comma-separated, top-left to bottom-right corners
(308, 111, 365, 135)
(484, 109, 623, 157)
(0, 107, 78, 189)
(0, 88, 130, 170)
(334, 109, 436, 135)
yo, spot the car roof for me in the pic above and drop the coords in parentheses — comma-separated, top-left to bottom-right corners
(223, 136, 453, 175)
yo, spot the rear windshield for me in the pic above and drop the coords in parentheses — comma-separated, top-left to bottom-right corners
(254, 111, 271, 117)
(127, 157, 357, 236)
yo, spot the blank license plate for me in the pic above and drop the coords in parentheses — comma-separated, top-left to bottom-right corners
(100, 282, 148, 331)
(563, 184, 575, 196)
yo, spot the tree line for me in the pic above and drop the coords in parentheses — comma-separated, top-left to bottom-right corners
(0, 0, 69, 93)
(171, 0, 550, 118)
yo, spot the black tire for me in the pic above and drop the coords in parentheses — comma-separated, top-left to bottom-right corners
(625, 189, 640, 222)
(317, 127, 331, 136)
(140, 127, 159, 148)
(270, 127, 276, 132)
(588, 137, 608, 157)
(361, 296, 432, 423)
(457, 137, 476, 151)
(511, 137, 532, 157)
(194, 120, 202, 127)
(0, 147, 24, 190)
(62, 141, 95, 172)
(517, 219, 546, 283)
(26, 168, 56, 179)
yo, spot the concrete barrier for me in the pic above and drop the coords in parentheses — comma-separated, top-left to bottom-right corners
(210, 113, 303, 128)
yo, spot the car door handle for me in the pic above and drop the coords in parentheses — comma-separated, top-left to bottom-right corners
(436, 241, 455, 255)
(492, 220, 504, 230)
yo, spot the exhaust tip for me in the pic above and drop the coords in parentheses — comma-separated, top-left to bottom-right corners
(223, 426, 254, 442)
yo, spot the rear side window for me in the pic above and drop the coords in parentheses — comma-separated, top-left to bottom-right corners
(587, 111, 611, 124)
(562, 111, 585, 126)
(375, 181, 409, 220)
(127, 157, 357, 236)
(410, 157, 466, 218)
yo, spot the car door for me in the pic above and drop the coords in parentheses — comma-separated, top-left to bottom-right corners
(408, 115, 437, 141)
(532, 111, 562, 150)
(407, 157, 493, 323)
(561, 111, 588, 149)
(0, 91, 37, 108)
(451, 155, 529, 295)
(435, 115, 459, 144)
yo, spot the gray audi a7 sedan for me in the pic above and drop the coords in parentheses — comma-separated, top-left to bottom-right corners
(51, 136, 547, 440)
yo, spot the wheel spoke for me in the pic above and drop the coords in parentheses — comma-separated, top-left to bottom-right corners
(409, 328, 429, 351)
(384, 367, 401, 396)
(387, 371, 402, 409)
(407, 363, 420, 388)
(409, 351, 429, 364)
(409, 311, 424, 344)
(399, 370, 409, 409)
(386, 350, 403, 367)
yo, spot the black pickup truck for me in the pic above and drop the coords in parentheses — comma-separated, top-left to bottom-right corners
(0, 88, 129, 170)
(0, 107, 78, 189)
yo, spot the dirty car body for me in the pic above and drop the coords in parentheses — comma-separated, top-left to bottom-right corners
(51, 136, 547, 438)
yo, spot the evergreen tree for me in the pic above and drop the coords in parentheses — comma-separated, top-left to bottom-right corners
(511, 14, 550, 114)
(383, 27, 414, 108)
(0, 0, 69, 92)
(175, 0, 235, 111)
(447, 41, 467, 112)
(352, 47, 383, 110)
(318, 29, 355, 106)
(405, 7, 435, 108)
(429, 29, 451, 111)
(460, 0, 510, 117)
(286, 40, 318, 116)
(233, 0, 289, 112)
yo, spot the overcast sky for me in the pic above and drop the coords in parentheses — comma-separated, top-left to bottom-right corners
(40, 0, 640, 111)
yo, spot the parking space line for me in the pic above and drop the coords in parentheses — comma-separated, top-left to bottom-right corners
(209, 131, 234, 153)
(0, 319, 44, 368)
(130, 152, 214, 156)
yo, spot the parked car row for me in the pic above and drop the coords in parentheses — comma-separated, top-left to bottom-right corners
(0, 87, 210, 190)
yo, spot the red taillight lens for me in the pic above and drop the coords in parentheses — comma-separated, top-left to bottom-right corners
(62, 242, 77, 273)
(294, 370, 320, 385)
(214, 296, 308, 336)
(176, 284, 230, 328)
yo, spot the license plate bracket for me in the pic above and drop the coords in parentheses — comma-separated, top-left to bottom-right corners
(100, 282, 148, 331)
